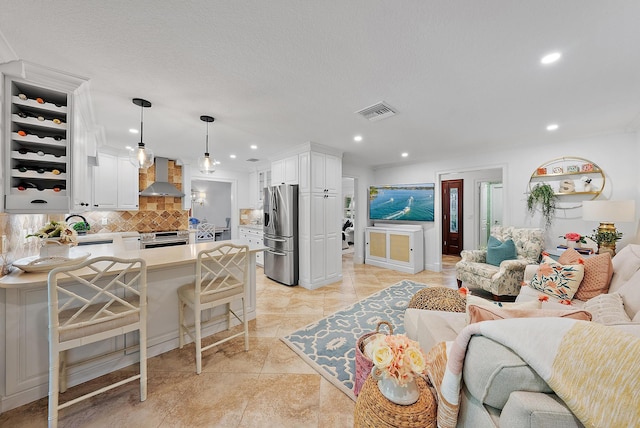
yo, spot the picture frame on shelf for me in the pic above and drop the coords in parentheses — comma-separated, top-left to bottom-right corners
(552, 166, 563, 174)
(566, 165, 580, 173)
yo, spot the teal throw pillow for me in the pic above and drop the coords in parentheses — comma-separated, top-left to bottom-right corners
(486, 236, 517, 266)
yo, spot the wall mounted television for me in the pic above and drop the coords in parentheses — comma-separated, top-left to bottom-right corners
(368, 183, 435, 222)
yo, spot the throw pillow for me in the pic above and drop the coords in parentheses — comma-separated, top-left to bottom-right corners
(468, 305, 592, 324)
(558, 248, 614, 301)
(583, 293, 631, 325)
(486, 236, 517, 266)
(616, 268, 640, 320)
(609, 244, 640, 293)
(529, 256, 584, 301)
(465, 294, 541, 324)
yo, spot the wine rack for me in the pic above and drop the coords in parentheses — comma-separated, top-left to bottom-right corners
(4, 78, 71, 212)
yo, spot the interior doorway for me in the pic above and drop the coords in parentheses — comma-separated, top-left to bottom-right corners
(479, 182, 503, 247)
(191, 179, 232, 239)
(442, 179, 463, 256)
(341, 177, 355, 255)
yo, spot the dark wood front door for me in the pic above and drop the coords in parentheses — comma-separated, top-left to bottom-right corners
(442, 179, 463, 255)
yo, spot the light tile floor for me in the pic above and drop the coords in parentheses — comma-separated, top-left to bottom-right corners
(0, 254, 460, 428)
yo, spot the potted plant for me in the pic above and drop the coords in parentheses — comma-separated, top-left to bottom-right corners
(527, 183, 557, 228)
(588, 228, 623, 255)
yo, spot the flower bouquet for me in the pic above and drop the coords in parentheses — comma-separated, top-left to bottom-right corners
(369, 334, 426, 405)
(26, 220, 78, 258)
(559, 232, 587, 248)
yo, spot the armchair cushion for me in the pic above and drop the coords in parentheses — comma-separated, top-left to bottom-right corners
(529, 256, 584, 301)
(486, 236, 517, 266)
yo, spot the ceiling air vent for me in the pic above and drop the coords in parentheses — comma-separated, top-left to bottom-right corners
(356, 101, 397, 122)
(246, 158, 260, 162)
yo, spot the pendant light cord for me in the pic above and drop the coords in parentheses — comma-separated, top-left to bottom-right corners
(140, 104, 144, 146)
(205, 120, 210, 155)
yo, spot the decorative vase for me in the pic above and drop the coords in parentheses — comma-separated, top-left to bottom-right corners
(371, 367, 420, 406)
(566, 240, 581, 249)
(40, 239, 70, 258)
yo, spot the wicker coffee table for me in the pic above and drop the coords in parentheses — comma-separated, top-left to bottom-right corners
(354, 375, 437, 428)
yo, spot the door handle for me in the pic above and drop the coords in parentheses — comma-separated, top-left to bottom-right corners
(267, 249, 286, 256)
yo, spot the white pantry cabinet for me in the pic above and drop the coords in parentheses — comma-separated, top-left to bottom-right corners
(271, 155, 298, 185)
(365, 225, 424, 274)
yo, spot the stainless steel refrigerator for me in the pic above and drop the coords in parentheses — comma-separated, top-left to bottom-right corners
(263, 184, 299, 286)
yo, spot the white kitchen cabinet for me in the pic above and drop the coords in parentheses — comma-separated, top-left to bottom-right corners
(92, 152, 139, 210)
(1, 61, 92, 214)
(271, 155, 298, 185)
(306, 192, 340, 283)
(92, 152, 118, 209)
(116, 156, 139, 209)
(238, 226, 264, 266)
(249, 168, 271, 208)
(365, 225, 424, 274)
(310, 152, 341, 194)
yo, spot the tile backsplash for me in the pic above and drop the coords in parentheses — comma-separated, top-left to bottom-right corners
(239, 208, 262, 225)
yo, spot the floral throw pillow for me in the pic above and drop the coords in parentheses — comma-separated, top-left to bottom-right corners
(529, 255, 585, 301)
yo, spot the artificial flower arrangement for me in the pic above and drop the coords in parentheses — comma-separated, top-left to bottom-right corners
(559, 232, 587, 244)
(26, 220, 78, 245)
(369, 333, 426, 386)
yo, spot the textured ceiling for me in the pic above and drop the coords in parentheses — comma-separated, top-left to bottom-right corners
(1, 1, 639, 171)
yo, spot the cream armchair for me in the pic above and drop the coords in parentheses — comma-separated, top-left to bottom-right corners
(456, 226, 544, 299)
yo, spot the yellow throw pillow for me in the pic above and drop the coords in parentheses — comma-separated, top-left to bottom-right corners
(529, 256, 585, 301)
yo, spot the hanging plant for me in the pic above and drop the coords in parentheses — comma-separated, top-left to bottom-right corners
(527, 183, 558, 228)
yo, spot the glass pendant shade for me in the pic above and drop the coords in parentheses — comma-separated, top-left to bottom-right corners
(130, 143, 155, 169)
(130, 98, 154, 169)
(199, 115, 216, 174)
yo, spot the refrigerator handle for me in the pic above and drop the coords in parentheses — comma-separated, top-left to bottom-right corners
(265, 236, 286, 242)
(266, 249, 287, 256)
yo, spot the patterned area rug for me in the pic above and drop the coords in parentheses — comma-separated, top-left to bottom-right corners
(281, 279, 427, 401)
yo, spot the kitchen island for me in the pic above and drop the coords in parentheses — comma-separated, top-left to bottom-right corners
(0, 238, 266, 412)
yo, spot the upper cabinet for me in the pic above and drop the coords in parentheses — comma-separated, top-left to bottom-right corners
(271, 155, 298, 185)
(3, 78, 71, 212)
(1, 61, 94, 213)
(92, 151, 139, 211)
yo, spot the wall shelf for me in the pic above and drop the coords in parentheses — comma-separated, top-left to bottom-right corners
(528, 156, 605, 209)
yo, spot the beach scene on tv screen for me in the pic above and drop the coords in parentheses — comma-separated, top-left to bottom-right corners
(369, 184, 435, 221)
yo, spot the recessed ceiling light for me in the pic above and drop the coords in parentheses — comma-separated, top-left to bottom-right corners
(546, 123, 559, 131)
(354, 135, 363, 142)
(129, 128, 138, 134)
(230, 154, 236, 159)
(214, 160, 221, 165)
(541, 52, 562, 65)
(250, 144, 258, 150)
(125, 145, 134, 151)
(401, 152, 409, 158)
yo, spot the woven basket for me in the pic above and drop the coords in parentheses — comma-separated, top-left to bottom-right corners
(354, 320, 393, 396)
(354, 375, 437, 428)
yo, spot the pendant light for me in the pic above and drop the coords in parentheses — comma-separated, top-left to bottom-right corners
(198, 115, 216, 174)
(129, 98, 154, 169)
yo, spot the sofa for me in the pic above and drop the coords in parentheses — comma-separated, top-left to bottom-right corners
(406, 244, 640, 427)
(455, 226, 544, 299)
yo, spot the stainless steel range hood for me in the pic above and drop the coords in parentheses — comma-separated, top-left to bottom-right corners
(139, 157, 185, 197)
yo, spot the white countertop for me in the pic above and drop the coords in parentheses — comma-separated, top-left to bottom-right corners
(0, 239, 267, 289)
(238, 224, 264, 230)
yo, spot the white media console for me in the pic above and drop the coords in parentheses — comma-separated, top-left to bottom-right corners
(365, 224, 424, 274)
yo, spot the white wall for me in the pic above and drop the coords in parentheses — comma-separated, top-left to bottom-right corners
(372, 131, 640, 271)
